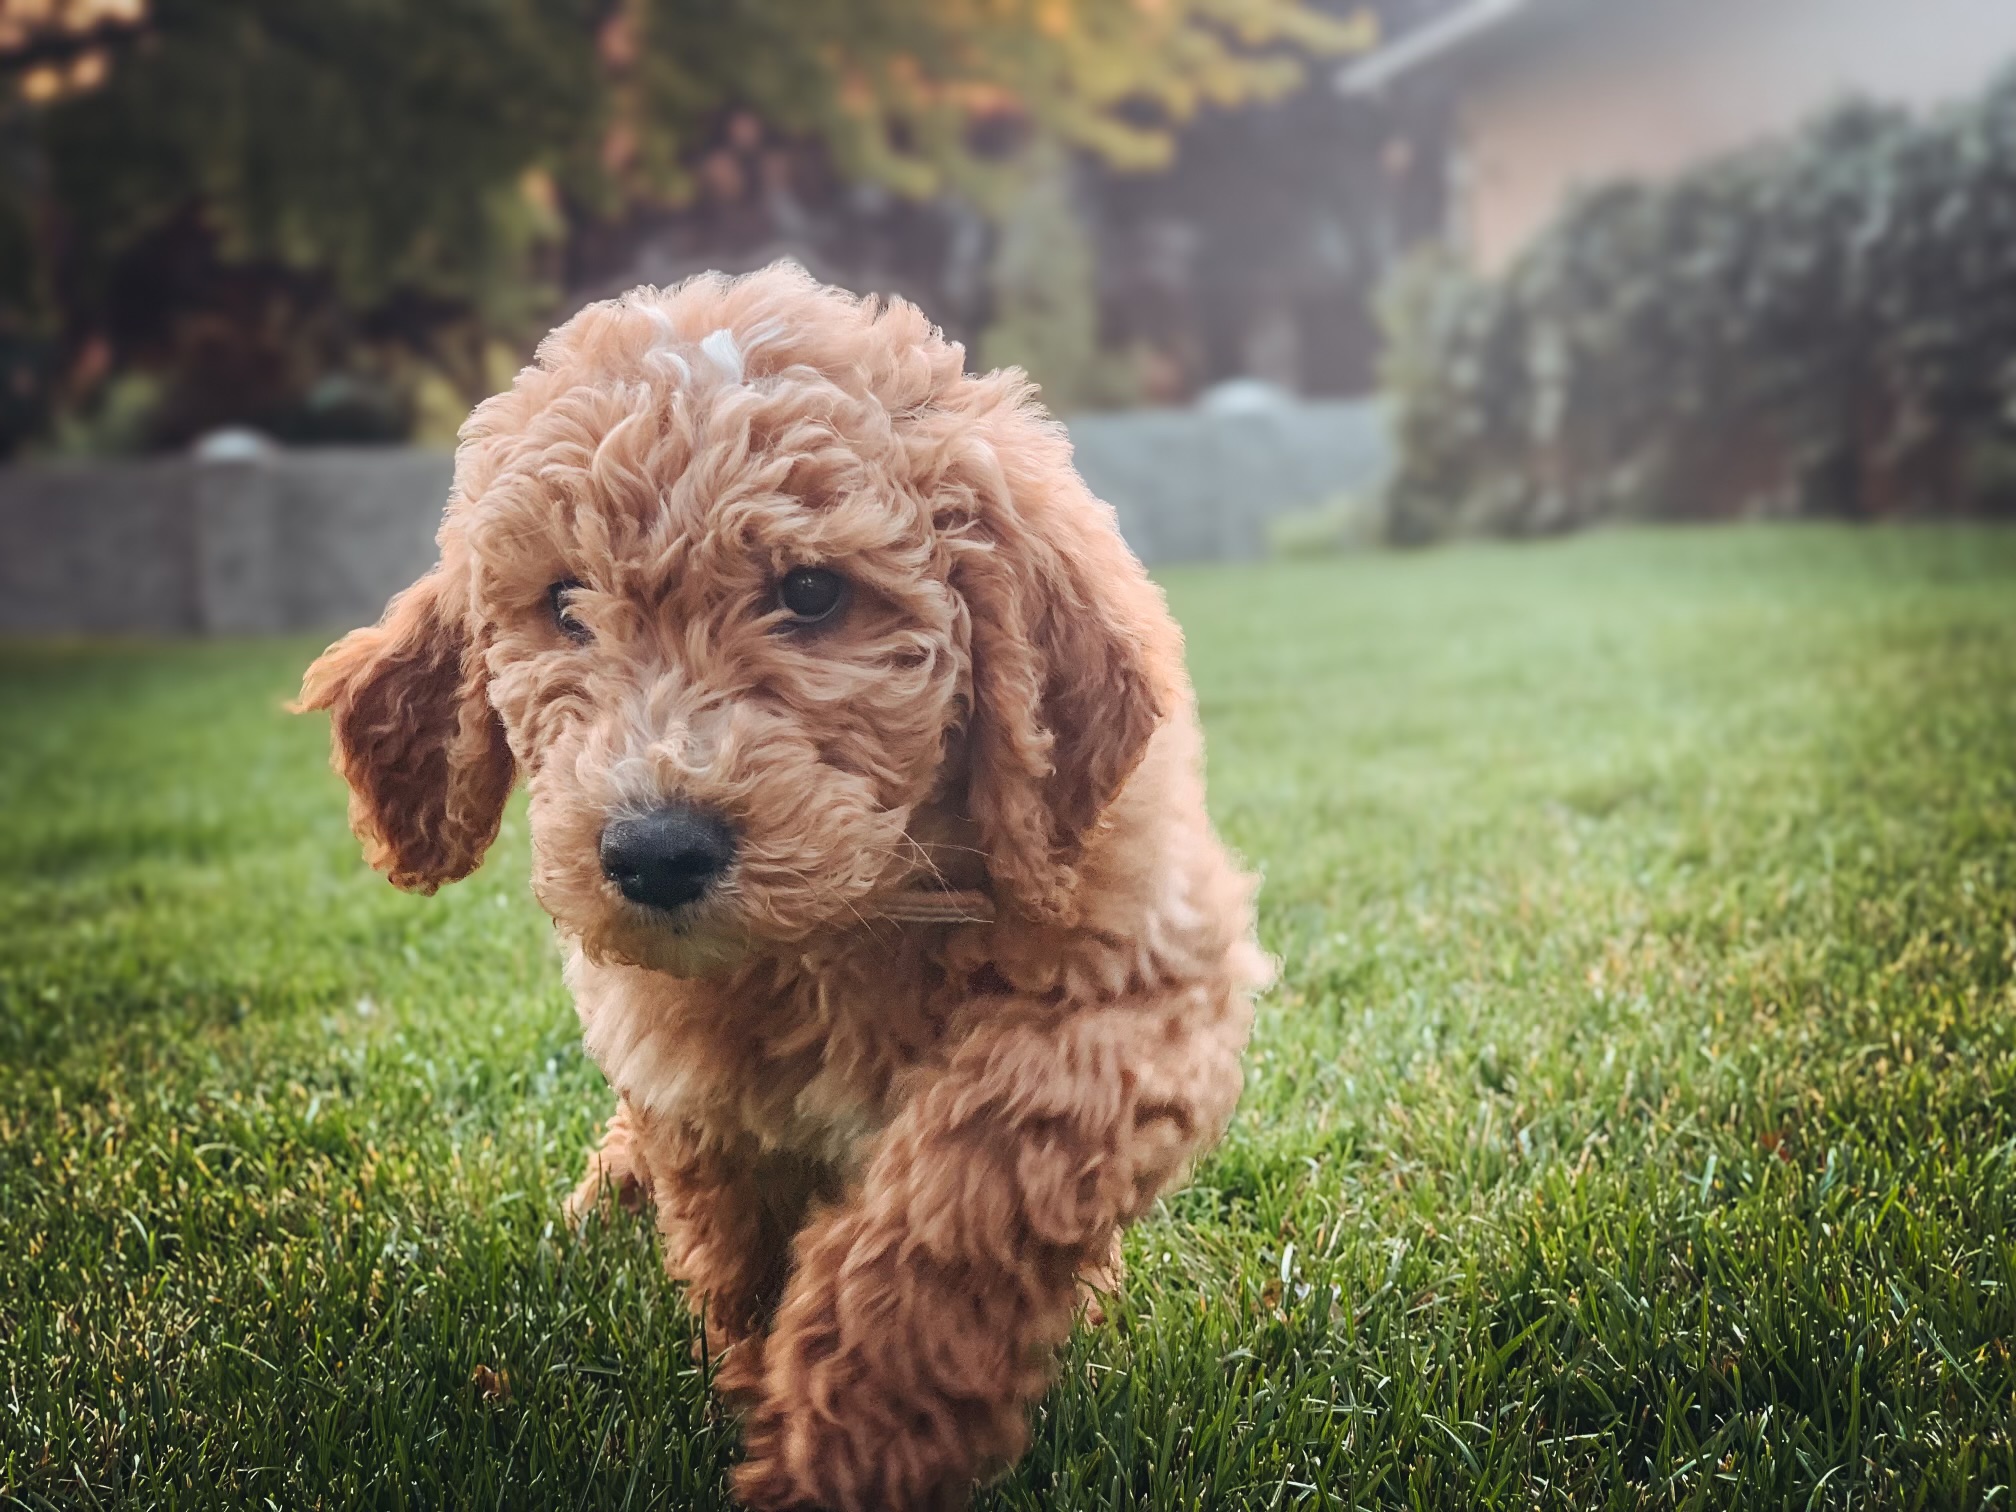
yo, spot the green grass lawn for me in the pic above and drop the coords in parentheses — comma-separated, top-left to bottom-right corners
(4, 525, 2015, 1509)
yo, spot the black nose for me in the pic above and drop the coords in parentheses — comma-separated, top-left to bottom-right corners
(599, 805, 736, 911)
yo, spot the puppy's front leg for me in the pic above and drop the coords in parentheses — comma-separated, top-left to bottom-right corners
(574, 1105, 819, 1384)
(566, 1095, 655, 1223)
(733, 999, 1243, 1512)
(647, 1123, 838, 1391)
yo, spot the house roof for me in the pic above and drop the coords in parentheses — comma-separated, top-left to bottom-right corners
(1335, 0, 1591, 95)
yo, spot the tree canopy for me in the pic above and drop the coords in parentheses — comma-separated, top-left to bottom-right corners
(0, 0, 1370, 453)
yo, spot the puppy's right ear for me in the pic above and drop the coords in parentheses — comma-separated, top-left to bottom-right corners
(295, 564, 513, 894)
(941, 377, 1174, 926)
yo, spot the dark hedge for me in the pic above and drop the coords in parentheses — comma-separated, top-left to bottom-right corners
(1379, 69, 2016, 541)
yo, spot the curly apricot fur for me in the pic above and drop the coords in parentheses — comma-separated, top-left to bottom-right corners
(302, 263, 1265, 1511)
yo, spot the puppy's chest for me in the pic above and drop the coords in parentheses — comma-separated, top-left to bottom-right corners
(569, 952, 945, 1172)
(771, 1054, 888, 1171)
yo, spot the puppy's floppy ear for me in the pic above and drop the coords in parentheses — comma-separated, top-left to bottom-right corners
(947, 384, 1171, 924)
(295, 559, 513, 894)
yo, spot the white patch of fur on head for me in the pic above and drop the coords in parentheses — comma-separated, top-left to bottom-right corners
(700, 328, 744, 384)
(639, 304, 692, 384)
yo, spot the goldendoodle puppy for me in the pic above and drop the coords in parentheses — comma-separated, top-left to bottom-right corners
(300, 262, 1264, 1511)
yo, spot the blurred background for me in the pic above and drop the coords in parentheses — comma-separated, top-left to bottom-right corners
(14, 10, 2016, 1504)
(5, 0, 2016, 633)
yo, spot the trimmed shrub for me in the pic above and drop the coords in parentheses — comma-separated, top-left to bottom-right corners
(1379, 69, 2016, 542)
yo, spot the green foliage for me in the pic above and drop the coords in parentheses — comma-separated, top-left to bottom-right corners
(1264, 491, 1385, 556)
(605, 0, 1368, 206)
(4, 0, 599, 450)
(1379, 69, 2016, 543)
(35, 1, 590, 311)
(6, 525, 2016, 1506)
(0, 0, 1362, 453)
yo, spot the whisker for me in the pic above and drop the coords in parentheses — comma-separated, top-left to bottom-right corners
(751, 859, 904, 949)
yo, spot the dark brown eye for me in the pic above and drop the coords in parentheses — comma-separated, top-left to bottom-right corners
(549, 579, 591, 643)
(777, 566, 846, 626)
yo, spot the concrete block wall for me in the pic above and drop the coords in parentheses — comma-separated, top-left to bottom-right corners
(0, 401, 1386, 637)
(0, 449, 455, 637)
(1071, 400, 1387, 565)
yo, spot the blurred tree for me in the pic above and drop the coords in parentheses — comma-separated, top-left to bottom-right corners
(0, 0, 1370, 454)
(2, 0, 594, 450)
(979, 145, 1145, 412)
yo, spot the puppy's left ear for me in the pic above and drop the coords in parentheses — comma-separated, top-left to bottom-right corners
(945, 379, 1173, 924)
(295, 557, 513, 894)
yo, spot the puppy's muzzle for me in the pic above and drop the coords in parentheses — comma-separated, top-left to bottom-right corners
(599, 804, 736, 912)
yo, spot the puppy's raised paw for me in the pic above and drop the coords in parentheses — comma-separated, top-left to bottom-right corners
(563, 1155, 653, 1229)
(728, 1440, 821, 1512)
(701, 1331, 766, 1408)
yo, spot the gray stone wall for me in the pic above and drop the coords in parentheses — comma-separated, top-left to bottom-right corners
(0, 401, 1386, 637)
(1072, 400, 1387, 564)
(0, 457, 201, 636)
(0, 449, 456, 637)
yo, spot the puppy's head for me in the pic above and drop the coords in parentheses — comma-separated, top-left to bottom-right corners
(300, 264, 1171, 973)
